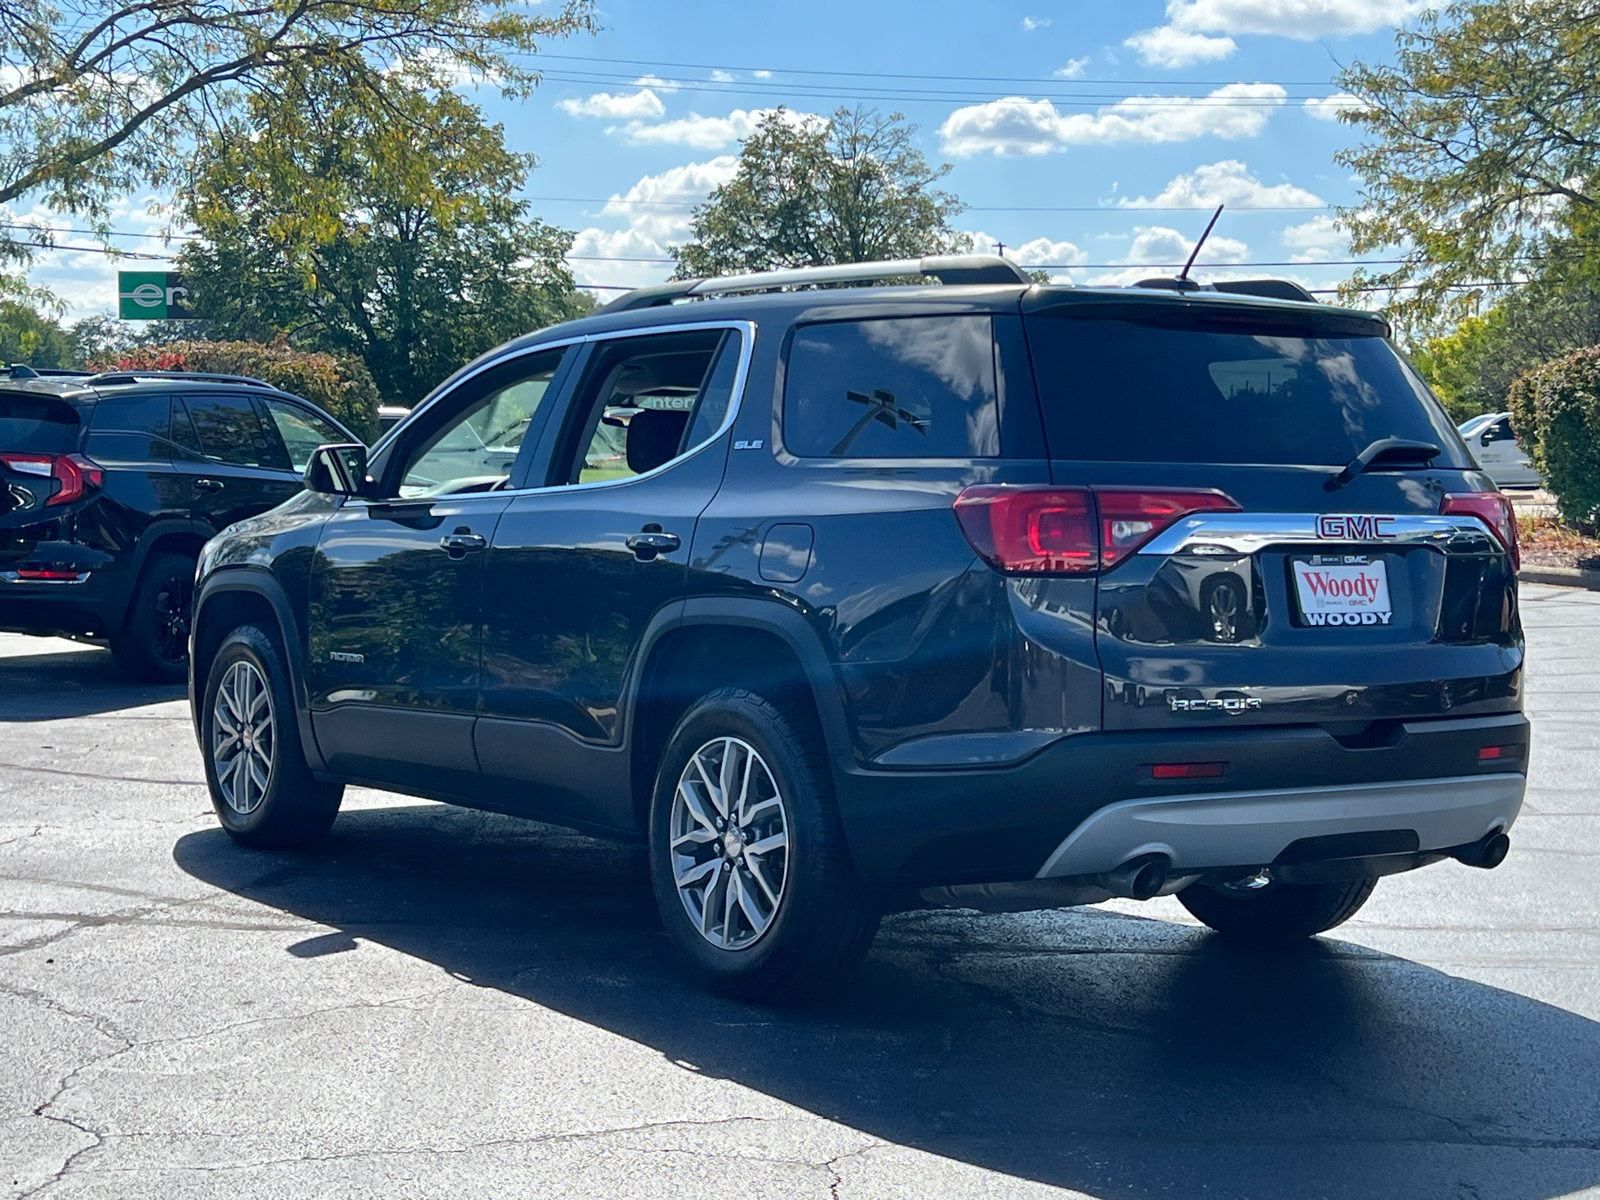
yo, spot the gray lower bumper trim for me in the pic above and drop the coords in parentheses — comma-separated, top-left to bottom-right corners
(1035, 773, 1525, 879)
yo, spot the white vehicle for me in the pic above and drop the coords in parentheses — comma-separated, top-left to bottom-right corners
(1460, 411, 1541, 489)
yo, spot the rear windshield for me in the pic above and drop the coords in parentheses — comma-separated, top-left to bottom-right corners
(0, 393, 80, 454)
(1025, 314, 1466, 466)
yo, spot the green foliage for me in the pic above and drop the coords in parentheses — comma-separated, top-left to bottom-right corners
(1509, 347, 1600, 523)
(178, 78, 588, 406)
(87, 340, 381, 443)
(0, 0, 593, 266)
(1335, 0, 1600, 328)
(672, 107, 969, 278)
(1410, 281, 1600, 420)
(0, 301, 71, 368)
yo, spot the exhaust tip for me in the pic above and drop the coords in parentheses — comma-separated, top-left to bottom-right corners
(1453, 831, 1511, 870)
(1105, 853, 1171, 901)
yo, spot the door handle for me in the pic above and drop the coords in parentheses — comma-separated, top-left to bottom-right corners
(193, 478, 224, 492)
(438, 532, 487, 557)
(626, 529, 681, 561)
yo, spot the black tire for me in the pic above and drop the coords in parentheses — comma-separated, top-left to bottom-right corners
(111, 551, 196, 683)
(648, 687, 879, 1004)
(200, 625, 343, 850)
(1178, 875, 1377, 943)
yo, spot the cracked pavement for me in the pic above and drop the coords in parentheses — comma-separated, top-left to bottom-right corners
(2, 585, 1599, 1198)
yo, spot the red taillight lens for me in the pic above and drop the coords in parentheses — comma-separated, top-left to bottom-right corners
(1479, 744, 1522, 762)
(1441, 492, 1519, 572)
(15, 567, 87, 581)
(0, 453, 101, 506)
(953, 486, 1240, 576)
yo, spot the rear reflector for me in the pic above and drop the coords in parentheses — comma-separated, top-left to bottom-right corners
(1440, 492, 1519, 571)
(13, 567, 89, 581)
(1151, 762, 1226, 779)
(1479, 744, 1523, 762)
(954, 486, 1239, 576)
(0, 452, 102, 507)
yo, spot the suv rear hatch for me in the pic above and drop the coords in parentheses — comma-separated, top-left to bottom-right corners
(1, 388, 101, 572)
(1018, 290, 1520, 733)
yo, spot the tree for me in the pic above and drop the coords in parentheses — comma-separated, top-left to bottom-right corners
(179, 79, 588, 405)
(1334, 0, 1600, 327)
(0, 0, 593, 267)
(672, 107, 969, 278)
(0, 290, 71, 367)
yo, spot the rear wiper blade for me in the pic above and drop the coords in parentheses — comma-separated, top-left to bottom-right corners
(1325, 437, 1440, 492)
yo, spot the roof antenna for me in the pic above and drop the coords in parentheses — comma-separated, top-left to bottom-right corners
(1177, 204, 1224, 288)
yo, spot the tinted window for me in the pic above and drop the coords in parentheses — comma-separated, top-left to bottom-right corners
(183, 392, 283, 468)
(783, 316, 999, 458)
(169, 397, 204, 458)
(89, 393, 169, 438)
(556, 329, 738, 486)
(0, 394, 78, 453)
(1025, 315, 1466, 466)
(399, 350, 564, 497)
(262, 398, 349, 472)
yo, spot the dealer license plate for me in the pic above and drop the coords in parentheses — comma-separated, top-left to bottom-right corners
(1292, 556, 1393, 627)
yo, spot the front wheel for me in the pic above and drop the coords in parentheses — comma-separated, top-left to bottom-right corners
(201, 625, 343, 849)
(648, 688, 878, 1004)
(1178, 875, 1377, 943)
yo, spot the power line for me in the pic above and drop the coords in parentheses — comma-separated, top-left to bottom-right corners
(526, 52, 1340, 89)
(529, 196, 1332, 213)
(3, 238, 168, 260)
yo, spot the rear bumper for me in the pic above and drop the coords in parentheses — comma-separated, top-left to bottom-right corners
(833, 712, 1529, 886)
(1035, 773, 1522, 878)
(0, 571, 131, 639)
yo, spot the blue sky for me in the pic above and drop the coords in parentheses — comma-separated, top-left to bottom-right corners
(22, 0, 1427, 319)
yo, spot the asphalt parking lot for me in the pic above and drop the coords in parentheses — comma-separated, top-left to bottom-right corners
(2, 584, 1598, 1199)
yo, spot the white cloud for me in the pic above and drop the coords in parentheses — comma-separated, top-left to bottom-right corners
(939, 83, 1286, 157)
(1305, 91, 1366, 120)
(1021, 16, 1052, 30)
(623, 108, 775, 149)
(966, 231, 1087, 281)
(1088, 224, 1250, 286)
(11, 196, 178, 321)
(709, 69, 736, 83)
(752, 69, 772, 79)
(1053, 57, 1092, 79)
(567, 157, 741, 292)
(557, 88, 665, 119)
(1120, 159, 1324, 209)
(633, 73, 682, 92)
(1124, 26, 1237, 68)
(1165, 0, 1425, 39)
(1279, 214, 1350, 261)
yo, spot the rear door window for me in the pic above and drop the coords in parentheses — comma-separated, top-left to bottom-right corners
(1024, 313, 1466, 466)
(0, 393, 80, 453)
(783, 316, 999, 458)
(182, 392, 289, 469)
(83, 392, 172, 462)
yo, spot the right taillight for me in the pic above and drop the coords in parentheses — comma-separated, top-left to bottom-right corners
(1440, 492, 1519, 571)
(953, 485, 1240, 576)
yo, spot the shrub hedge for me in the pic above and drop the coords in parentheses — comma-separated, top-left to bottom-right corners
(89, 339, 381, 443)
(1508, 346, 1600, 524)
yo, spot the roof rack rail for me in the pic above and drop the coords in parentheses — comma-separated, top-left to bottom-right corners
(87, 370, 278, 388)
(599, 254, 1032, 314)
(1209, 279, 1319, 304)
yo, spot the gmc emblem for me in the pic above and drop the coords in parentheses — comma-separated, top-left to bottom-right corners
(1317, 514, 1396, 540)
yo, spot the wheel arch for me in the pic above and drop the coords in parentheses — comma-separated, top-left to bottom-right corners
(626, 597, 852, 832)
(190, 567, 325, 772)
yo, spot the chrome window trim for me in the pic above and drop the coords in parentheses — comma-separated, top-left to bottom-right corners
(1139, 511, 1500, 557)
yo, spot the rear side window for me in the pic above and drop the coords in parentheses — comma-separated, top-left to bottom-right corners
(181, 392, 288, 469)
(1025, 314, 1466, 466)
(261, 397, 349, 472)
(784, 316, 999, 458)
(0, 394, 79, 453)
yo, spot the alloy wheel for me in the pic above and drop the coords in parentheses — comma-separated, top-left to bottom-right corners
(152, 573, 193, 665)
(669, 736, 790, 950)
(212, 659, 275, 816)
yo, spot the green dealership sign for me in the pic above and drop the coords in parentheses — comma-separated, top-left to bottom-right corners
(117, 271, 194, 320)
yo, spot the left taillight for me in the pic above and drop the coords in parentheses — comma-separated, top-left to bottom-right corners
(954, 485, 1240, 576)
(1440, 491, 1519, 572)
(0, 453, 102, 506)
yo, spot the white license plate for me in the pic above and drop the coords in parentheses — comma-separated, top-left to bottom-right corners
(1292, 558, 1393, 627)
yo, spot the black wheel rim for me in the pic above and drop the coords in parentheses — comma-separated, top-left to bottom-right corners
(152, 574, 193, 665)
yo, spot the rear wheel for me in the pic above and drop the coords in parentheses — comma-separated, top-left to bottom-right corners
(201, 625, 343, 849)
(648, 688, 878, 1004)
(111, 551, 195, 683)
(1178, 875, 1377, 942)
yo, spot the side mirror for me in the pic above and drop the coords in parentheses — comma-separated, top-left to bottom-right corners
(1479, 430, 1494, 448)
(304, 443, 369, 496)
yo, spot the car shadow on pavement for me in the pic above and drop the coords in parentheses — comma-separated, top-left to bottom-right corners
(174, 803, 1600, 1200)
(0, 645, 186, 720)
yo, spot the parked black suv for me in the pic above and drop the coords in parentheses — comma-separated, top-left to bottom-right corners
(1, 371, 357, 681)
(187, 257, 1528, 1002)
